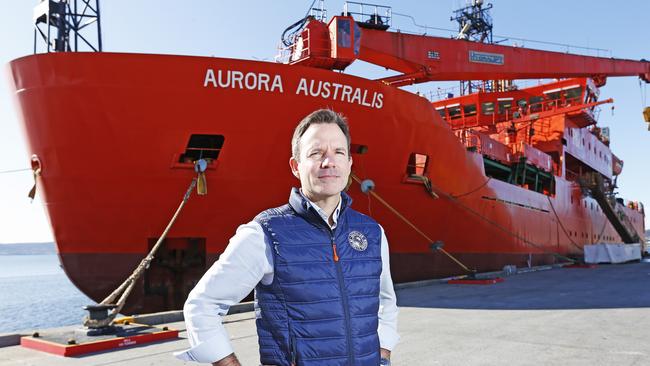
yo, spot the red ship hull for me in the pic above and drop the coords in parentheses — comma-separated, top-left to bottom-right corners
(8, 53, 645, 314)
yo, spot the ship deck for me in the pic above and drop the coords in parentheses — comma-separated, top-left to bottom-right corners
(1, 262, 649, 365)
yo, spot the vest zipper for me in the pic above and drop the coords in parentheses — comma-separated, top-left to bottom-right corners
(290, 334, 297, 365)
(288, 323, 297, 365)
(331, 233, 355, 365)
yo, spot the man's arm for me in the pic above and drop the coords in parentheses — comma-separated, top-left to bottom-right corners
(378, 226, 400, 359)
(174, 222, 272, 364)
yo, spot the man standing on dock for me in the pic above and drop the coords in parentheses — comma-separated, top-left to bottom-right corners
(176, 109, 399, 366)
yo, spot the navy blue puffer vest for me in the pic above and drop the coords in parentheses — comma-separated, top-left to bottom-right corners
(254, 188, 382, 366)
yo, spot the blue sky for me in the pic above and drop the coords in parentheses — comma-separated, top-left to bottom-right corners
(1, 0, 649, 243)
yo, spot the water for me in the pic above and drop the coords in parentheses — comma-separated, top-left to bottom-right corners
(0, 254, 93, 333)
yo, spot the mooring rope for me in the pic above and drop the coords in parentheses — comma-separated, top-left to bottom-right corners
(350, 172, 475, 274)
(83, 160, 207, 328)
(546, 195, 583, 251)
(0, 167, 31, 174)
(351, 172, 576, 270)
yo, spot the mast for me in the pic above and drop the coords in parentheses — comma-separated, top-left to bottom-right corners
(452, 0, 495, 95)
(33, 0, 102, 53)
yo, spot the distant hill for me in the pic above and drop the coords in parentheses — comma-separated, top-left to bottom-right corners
(0, 242, 56, 255)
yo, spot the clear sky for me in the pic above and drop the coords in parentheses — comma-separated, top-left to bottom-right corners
(1, 0, 649, 244)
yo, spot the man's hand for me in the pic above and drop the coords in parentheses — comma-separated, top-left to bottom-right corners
(380, 348, 391, 359)
(212, 353, 241, 366)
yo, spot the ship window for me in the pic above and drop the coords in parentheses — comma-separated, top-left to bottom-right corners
(498, 100, 513, 115)
(179, 134, 225, 163)
(546, 91, 561, 100)
(563, 87, 582, 101)
(481, 102, 495, 115)
(448, 105, 462, 119)
(529, 96, 543, 112)
(350, 143, 368, 155)
(353, 22, 361, 55)
(463, 104, 477, 116)
(436, 108, 446, 119)
(406, 153, 429, 177)
(517, 98, 527, 108)
(337, 19, 351, 48)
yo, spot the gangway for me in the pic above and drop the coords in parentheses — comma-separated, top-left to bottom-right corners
(580, 173, 641, 244)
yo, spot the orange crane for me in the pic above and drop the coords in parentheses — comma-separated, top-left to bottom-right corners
(290, 15, 650, 87)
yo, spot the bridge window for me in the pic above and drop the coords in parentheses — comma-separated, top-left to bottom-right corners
(498, 99, 513, 115)
(516, 98, 527, 110)
(544, 89, 561, 100)
(529, 96, 543, 112)
(463, 104, 477, 117)
(481, 102, 495, 115)
(563, 86, 582, 101)
(436, 107, 446, 119)
(447, 105, 462, 119)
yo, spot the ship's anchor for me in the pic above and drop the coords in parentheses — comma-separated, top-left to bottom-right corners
(82, 159, 209, 330)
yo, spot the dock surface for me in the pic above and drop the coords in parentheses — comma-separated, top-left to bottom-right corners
(1, 262, 649, 365)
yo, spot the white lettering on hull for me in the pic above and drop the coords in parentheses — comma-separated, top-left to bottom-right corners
(204, 68, 382, 109)
(204, 69, 283, 92)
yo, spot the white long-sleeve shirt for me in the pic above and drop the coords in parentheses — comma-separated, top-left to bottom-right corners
(175, 197, 400, 363)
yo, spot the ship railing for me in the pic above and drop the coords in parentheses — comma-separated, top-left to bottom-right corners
(591, 106, 602, 123)
(275, 46, 290, 64)
(343, 1, 392, 29)
(275, 27, 311, 64)
(456, 129, 483, 154)
(442, 91, 596, 135)
(389, 13, 610, 59)
(309, 0, 327, 22)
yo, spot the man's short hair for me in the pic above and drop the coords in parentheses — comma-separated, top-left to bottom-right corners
(291, 109, 351, 161)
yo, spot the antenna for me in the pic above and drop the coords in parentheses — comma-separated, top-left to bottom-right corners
(33, 0, 102, 54)
(451, 0, 494, 95)
(452, 0, 493, 43)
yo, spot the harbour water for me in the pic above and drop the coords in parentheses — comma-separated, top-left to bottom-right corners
(0, 251, 92, 333)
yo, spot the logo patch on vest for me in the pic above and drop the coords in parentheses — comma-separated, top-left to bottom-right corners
(347, 231, 368, 251)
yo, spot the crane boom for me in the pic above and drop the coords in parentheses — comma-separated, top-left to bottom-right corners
(357, 27, 650, 85)
(290, 15, 650, 86)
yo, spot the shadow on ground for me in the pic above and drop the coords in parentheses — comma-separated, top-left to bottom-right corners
(396, 262, 650, 310)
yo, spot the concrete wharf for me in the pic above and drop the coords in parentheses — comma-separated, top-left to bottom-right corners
(1, 262, 649, 365)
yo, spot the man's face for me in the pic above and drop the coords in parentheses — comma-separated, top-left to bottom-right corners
(290, 123, 352, 201)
